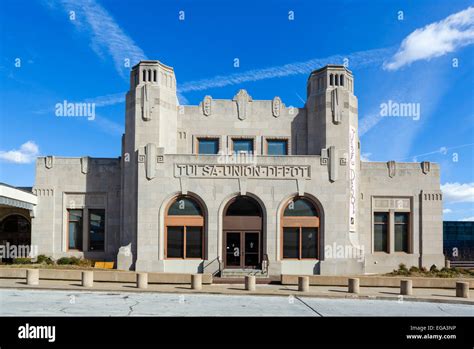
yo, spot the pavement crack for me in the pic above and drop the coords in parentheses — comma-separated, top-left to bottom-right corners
(127, 300, 140, 316)
(437, 304, 453, 315)
(295, 296, 323, 317)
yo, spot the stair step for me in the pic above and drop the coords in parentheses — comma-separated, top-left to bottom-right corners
(221, 269, 268, 278)
(213, 277, 275, 285)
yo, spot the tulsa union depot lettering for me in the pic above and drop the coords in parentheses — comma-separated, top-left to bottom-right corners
(175, 164, 311, 179)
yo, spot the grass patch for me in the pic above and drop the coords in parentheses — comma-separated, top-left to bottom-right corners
(0, 255, 106, 270)
(386, 263, 474, 278)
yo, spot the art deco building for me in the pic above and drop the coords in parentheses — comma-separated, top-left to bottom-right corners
(3, 60, 444, 276)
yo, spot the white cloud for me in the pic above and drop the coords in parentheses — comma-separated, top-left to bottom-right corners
(360, 152, 372, 161)
(0, 141, 39, 164)
(441, 182, 474, 204)
(384, 7, 474, 70)
(85, 92, 125, 107)
(56, 0, 147, 76)
(443, 208, 452, 214)
(460, 216, 474, 221)
(94, 115, 124, 136)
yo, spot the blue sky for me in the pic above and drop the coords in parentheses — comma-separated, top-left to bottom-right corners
(0, 0, 473, 220)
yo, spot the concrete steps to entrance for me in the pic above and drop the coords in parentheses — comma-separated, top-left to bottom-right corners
(221, 269, 268, 279)
(213, 277, 275, 284)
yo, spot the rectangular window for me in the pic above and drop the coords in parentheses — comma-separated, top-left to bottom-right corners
(185, 226, 203, 258)
(197, 138, 219, 154)
(68, 209, 83, 251)
(283, 227, 318, 259)
(283, 227, 299, 259)
(267, 139, 288, 155)
(394, 213, 409, 252)
(374, 212, 388, 252)
(232, 139, 254, 153)
(167, 226, 184, 258)
(89, 209, 105, 251)
(166, 226, 203, 259)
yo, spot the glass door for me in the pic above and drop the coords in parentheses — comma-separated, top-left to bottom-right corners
(244, 232, 260, 268)
(225, 232, 241, 267)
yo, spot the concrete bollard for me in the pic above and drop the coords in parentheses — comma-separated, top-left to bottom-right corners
(191, 274, 202, 290)
(137, 273, 148, 289)
(298, 276, 309, 292)
(82, 271, 94, 287)
(348, 278, 360, 294)
(400, 279, 413, 295)
(26, 269, 39, 286)
(445, 259, 451, 268)
(245, 275, 256, 291)
(456, 282, 469, 298)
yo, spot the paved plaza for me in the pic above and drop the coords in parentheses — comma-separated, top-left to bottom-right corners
(1, 288, 473, 317)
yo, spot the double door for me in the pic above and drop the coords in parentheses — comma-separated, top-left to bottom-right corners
(224, 231, 260, 269)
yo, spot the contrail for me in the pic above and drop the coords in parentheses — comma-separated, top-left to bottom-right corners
(178, 47, 393, 93)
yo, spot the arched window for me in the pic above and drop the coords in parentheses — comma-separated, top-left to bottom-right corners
(335, 74, 339, 86)
(225, 196, 262, 217)
(142, 70, 146, 82)
(281, 197, 319, 259)
(340, 74, 344, 86)
(153, 70, 157, 82)
(0, 214, 31, 245)
(329, 74, 334, 86)
(165, 196, 204, 259)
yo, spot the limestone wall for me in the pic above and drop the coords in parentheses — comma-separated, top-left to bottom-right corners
(32, 157, 121, 260)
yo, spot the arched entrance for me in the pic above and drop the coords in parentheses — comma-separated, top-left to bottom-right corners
(0, 214, 31, 247)
(223, 196, 262, 269)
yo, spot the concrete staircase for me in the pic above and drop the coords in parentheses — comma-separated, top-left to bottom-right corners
(220, 269, 268, 278)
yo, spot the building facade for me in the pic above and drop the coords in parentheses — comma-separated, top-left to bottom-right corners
(443, 221, 474, 263)
(29, 60, 445, 276)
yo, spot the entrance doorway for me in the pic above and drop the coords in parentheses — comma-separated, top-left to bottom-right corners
(225, 231, 260, 268)
(223, 196, 263, 269)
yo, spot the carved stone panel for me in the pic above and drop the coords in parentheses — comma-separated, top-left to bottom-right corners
(329, 146, 338, 182)
(233, 89, 252, 120)
(81, 156, 89, 174)
(320, 148, 328, 165)
(202, 95, 212, 116)
(272, 96, 282, 117)
(387, 161, 396, 178)
(145, 143, 156, 180)
(45, 156, 53, 169)
(421, 161, 431, 174)
(331, 88, 342, 124)
(373, 197, 411, 210)
(141, 84, 153, 121)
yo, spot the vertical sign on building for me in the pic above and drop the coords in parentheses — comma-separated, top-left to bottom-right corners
(349, 126, 358, 232)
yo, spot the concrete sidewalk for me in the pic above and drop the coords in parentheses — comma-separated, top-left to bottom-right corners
(0, 278, 472, 305)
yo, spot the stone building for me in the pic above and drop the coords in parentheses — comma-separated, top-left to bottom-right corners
(26, 60, 445, 276)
